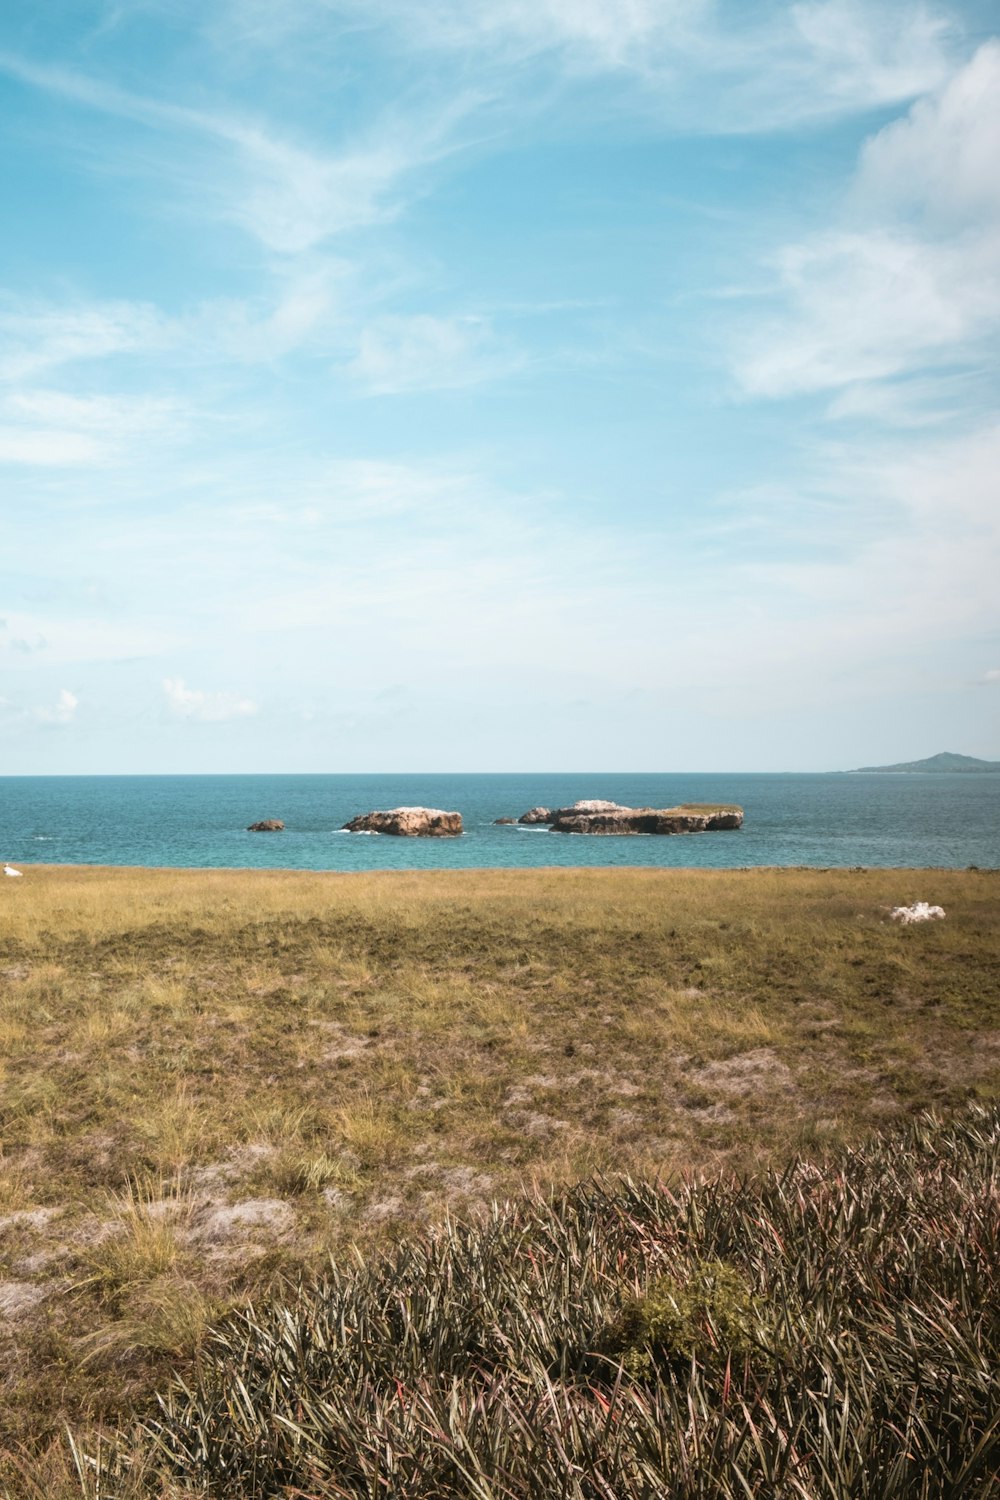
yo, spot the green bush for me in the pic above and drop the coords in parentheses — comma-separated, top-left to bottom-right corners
(599, 1259, 766, 1379)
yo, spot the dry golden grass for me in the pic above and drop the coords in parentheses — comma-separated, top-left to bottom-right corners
(0, 863, 998, 1488)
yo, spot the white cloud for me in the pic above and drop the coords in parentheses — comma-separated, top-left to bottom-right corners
(856, 39, 1000, 225)
(163, 677, 259, 721)
(735, 42, 1000, 400)
(348, 314, 522, 394)
(824, 371, 979, 427)
(0, 271, 348, 390)
(982, 668, 1000, 684)
(303, 458, 473, 518)
(6, 389, 179, 432)
(0, 388, 185, 467)
(0, 427, 107, 466)
(781, 1, 953, 116)
(737, 227, 1000, 397)
(33, 689, 79, 725)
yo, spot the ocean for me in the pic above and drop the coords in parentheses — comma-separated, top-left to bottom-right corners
(1, 772, 998, 870)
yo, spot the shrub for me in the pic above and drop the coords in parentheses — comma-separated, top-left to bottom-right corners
(598, 1259, 766, 1379)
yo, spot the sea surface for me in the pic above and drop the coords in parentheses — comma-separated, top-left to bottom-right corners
(1, 773, 998, 871)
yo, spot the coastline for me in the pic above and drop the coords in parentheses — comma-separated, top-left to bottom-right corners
(5, 771, 999, 871)
(7, 860, 998, 876)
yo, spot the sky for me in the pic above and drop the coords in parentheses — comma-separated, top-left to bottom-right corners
(0, 0, 998, 774)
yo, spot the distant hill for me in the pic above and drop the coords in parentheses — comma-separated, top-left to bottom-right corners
(853, 751, 1000, 773)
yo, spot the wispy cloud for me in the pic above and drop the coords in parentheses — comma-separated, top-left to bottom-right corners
(347, 0, 703, 66)
(348, 313, 523, 394)
(0, 297, 169, 382)
(0, 387, 184, 467)
(313, 0, 956, 129)
(0, 427, 106, 466)
(736, 228, 1000, 397)
(195, 266, 345, 361)
(163, 677, 259, 722)
(76, 1, 958, 141)
(0, 46, 472, 256)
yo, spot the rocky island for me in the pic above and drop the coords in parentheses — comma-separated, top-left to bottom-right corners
(247, 819, 284, 832)
(515, 799, 743, 834)
(343, 807, 463, 837)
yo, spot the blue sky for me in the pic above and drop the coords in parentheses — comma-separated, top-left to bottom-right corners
(1, 0, 998, 773)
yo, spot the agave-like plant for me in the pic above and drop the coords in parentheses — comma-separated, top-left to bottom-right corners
(76, 1105, 1000, 1497)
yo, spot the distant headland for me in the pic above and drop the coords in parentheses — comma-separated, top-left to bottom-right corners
(850, 751, 1000, 774)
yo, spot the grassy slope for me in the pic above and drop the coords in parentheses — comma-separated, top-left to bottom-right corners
(0, 865, 998, 1480)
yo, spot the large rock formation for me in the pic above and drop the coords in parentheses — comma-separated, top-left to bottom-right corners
(342, 807, 463, 837)
(517, 807, 554, 824)
(247, 819, 284, 832)
(513, 800, 743, 834)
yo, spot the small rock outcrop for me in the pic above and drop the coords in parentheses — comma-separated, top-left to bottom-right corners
(342, 807, 463, 837)
(512, 800, 744, 834)
(493, 817, 516, 825)
(247, 819, 285, 832)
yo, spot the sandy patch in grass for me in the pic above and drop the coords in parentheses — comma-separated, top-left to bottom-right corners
(0, 1208, 58, 1236)
(185, 1197, 297, 1251)
(0, 1281, 47, 1322)
(690, 1047, 796, 1096)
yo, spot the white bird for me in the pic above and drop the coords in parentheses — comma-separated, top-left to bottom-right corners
(3, 864, 23, 878)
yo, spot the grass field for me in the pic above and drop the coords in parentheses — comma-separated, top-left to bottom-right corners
(0, 864, 998, 1490)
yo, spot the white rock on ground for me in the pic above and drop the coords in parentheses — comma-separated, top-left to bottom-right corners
(889, 902, 945, 923)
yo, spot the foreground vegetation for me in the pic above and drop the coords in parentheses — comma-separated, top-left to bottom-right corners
(0, 865, 997, 1489)
(84, 1103, 1000, 1496)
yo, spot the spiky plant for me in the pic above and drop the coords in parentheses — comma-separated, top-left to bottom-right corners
(73, 1104, 1000, 1498)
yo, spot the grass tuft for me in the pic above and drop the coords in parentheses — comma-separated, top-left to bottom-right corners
(75, 1177, 194, 1307)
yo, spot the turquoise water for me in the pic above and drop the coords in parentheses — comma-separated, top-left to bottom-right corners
(1, 773, 998, 870)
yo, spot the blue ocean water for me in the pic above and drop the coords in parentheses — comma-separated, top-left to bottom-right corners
(1, 773, 998, 870)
